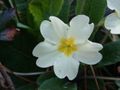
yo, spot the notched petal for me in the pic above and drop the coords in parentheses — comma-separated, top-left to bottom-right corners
(68, 15, 94, 44)
(105, 13, 120, 34)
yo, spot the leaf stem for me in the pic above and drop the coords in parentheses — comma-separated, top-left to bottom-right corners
(87, 76, 120, 81)
(12, 72, 45, 76)
(100, 30, 109, 44)
(90, 65, 100, 90)
(84, 65, 87, 90)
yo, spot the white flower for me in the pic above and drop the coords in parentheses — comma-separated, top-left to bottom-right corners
(32, 15, 103, 80)
(105, 0, 120, 34)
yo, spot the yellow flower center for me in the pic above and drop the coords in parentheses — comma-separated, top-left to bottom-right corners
(58, 37, 78, 56)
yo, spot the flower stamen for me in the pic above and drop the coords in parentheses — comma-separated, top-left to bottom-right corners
(58, 37, 78, 56)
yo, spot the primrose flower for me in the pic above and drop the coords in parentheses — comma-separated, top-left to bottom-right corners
(105, 0, 120, 34)
(32, 15, 103, 80)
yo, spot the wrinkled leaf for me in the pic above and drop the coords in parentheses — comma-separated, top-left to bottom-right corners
(38, 77, 77, 90)
(17, 84, 37, 90)
(76, 0, 107, 24)
(58, 0, 71, 23)
(97, 40, 120, 67)
(116, 80, 120, 87)
(37, 72, 55, 85)
(14, 0, 28, 12)
(29, 0, 64, 25)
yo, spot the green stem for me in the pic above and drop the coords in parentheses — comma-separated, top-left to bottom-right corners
(84, 65, 87, 90)
(85, 76, 120, 81)
(90, 65, 100, 90)
(100, 31, 109, 44)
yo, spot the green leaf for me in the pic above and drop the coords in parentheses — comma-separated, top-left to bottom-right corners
(58, 0, 71, 23)
(38, 78, 77, 90)
(14, 0, 35, 34)
(29, 0, 64, 26)
(37, 72, 55, 85)
(97, 40, 120, 67)
(14, 0, 28, 12)
(76, 0, 107, 24)
(116, 80, 120, 87)
(17, 84, 37, 90)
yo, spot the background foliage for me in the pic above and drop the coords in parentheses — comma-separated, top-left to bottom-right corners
(0, 0, 120, 90)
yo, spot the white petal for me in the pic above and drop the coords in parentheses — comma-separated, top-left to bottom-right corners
(40, 20, 60, 44)
(36, 51, 59, 68)
(32, 41, 56, 57)
(73, 41, 103, 65)
(49, 16, 69, 38)
(68, 15, 94, 44)
(107, 0, 120, 16)
(79, 40, 103, 51)
(105, 13, 120, 34)
(53, 54, 79, 80)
